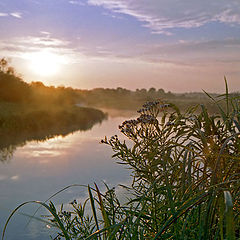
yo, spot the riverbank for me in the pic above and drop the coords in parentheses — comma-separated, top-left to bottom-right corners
(0, 102, 106, 155)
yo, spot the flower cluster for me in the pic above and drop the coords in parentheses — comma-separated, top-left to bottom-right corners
(137, 101, 160, 113)
(137, 114, 157, 124)
(117, 114, 158, 138)
(118, 119, 138, 136)
(137, 101, 170, 113)
(101, 100, 169, 143)
(119, 120, 138, 128)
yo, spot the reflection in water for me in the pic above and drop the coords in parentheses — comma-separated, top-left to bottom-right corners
(0, 115, 106, 162)
(0, 115, 132, 240)
(0, 145, 16, 162)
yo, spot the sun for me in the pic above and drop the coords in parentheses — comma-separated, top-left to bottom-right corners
(26, 50, 63, 77)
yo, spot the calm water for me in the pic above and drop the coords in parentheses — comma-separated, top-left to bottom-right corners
(0, 115, 133, 239)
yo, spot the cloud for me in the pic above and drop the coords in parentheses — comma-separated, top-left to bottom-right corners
(87, 0, 240, 34)
(71, 38, 240, 68)
(69, 0, 85, 6)
(40, 31, 51, 36)
(19, 36, 70, 47)
(129, 38, 240, 65)
(1, 34, 239, 71)
(0, 35, 78, 64)
(10, 12, 22, 18)
(0, 11, 23, 18)
(0, 33, 70, 52)
(102, 11, 125, 20)
(0, 12, 8, 17)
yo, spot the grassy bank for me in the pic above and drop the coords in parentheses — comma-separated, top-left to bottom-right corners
(0, 102, 106, 133)
(0, 102, 106, 162)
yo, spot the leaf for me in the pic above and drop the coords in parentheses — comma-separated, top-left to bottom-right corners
(94, 183, 111, 236)
(224, 191, 236, 240)
(88, 185, 99, 231)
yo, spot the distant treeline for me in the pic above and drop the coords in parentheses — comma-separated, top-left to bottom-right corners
(1, 58, 238, 113)
(78, 87, 216, 112)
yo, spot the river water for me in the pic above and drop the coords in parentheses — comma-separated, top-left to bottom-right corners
(0, 114, 134, 239)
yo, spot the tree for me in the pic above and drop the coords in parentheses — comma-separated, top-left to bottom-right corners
(0, 58, 8, 73)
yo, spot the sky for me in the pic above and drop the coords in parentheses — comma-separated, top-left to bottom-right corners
(0, 0, 240, 92)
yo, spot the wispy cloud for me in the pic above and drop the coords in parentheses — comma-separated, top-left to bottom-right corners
(1, 32, 239, 70)
(69, 0, 85, 6)
(19, 35, 70, 47)
(0, 12, 8, 17)
(40, 31, 51, 36)
(0, 34, 79, 64)
(87, 0, 240, 34)
(0, 11, 23, 18)
(102, 11, 124, 20)
(10, 12, 22, 18)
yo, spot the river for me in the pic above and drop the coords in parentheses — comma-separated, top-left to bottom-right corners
(0, 114, 134, 239)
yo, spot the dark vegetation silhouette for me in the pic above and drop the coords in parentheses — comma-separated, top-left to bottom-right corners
(0, 58, 106, 161)
(77, 85, 238, 114)
(78, 86, 217, 112)
(0, 58, 79, 105)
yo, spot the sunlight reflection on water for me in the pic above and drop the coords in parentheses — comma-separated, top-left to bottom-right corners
(0, 115, 133, 240)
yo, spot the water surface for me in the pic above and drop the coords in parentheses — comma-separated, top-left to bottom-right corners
(0, 115, 132, 239)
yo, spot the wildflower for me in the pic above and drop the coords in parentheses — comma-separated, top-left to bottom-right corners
(160, 104, 170, 109)
(137, 114, 156, 124)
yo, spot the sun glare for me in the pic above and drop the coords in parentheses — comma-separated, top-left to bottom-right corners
(26, 51, 64, 77)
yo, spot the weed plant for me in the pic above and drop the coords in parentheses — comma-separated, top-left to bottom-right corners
(3, 81, 239, 239)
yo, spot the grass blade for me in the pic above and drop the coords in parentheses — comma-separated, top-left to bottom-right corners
(88, 185, 100, 231)
(2, 201, 70, 240)
(224, 191, 236, 240)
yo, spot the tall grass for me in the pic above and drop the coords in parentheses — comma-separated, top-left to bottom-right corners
(2, 81, 239, 239)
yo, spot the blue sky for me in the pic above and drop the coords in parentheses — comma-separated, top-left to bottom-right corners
(0, 0, 240, 92)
